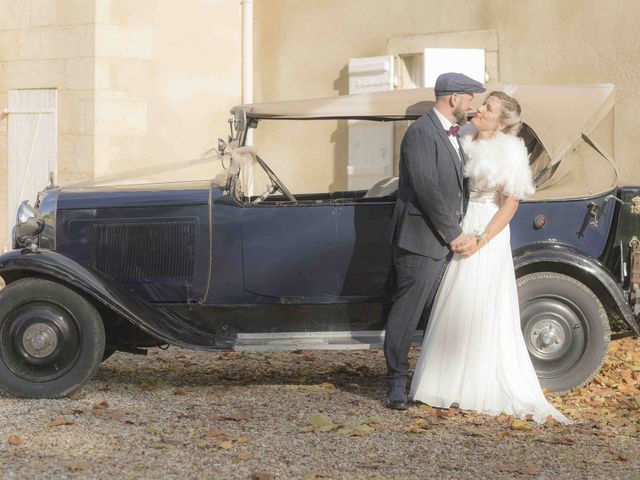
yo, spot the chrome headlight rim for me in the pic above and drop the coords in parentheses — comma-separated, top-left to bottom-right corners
(14, 201, 44, 248)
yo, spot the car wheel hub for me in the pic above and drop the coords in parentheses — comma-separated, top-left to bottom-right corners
(22, 323, 58, 358)
(520, 296, 586, 378)
(530, 319, 565, 353)
(1, 303, 81, 382)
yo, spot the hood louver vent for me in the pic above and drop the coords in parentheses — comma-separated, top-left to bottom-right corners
(93, 219, 196, 281)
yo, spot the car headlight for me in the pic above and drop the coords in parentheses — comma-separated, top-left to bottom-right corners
(14, 201, 44, 248)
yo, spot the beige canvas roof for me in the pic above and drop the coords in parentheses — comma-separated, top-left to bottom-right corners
(233, 84, 617, 200)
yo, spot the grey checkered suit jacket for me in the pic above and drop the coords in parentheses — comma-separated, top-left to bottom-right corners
(390, 109, 469, 258)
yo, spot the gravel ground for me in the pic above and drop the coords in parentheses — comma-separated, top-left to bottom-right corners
(1, 342, 639, 480)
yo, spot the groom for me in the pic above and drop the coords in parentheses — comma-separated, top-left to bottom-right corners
(384, 72, 485, 409)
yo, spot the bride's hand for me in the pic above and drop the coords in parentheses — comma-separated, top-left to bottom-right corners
(460, 236, 481, 257)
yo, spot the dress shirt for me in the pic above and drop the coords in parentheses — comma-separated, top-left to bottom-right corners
(433, 107, 462, 161)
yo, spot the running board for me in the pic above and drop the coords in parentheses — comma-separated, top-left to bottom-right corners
(233, 330, 424, 352)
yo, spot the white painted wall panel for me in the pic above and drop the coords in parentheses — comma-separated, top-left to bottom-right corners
(7, 89, 57, 243)
(422, 48, 485, 87)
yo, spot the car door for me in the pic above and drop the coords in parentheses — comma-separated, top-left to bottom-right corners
(336, 199, 395, 301)
(241, 203, 339, 300)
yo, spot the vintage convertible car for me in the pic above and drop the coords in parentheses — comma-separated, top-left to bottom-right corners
(0, 84, 638, 398)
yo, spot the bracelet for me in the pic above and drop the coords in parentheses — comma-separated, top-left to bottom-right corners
(476, 230, 488, 245)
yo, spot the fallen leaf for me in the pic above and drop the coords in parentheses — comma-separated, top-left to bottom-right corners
(308, 415, 333, 427)
(319, 383, 336, 390)
(547, 435, 576, 445)
(8, 435, 23, 446)
(218, 440, 234, 450)
(510, 419, 532, 431)
(217, 412, 250, 422)
(521, 464, 541, 475)
(353, 424, 374, 436)
(495, 463, 519, 473)
(138, 380, 157, 390)
(161, 436, 182, 446)
(107, 411, 125, 421)
(93, 400, 110, 411)
(235, 450, 252, 461)
(318, 424, 338, 432)
(48, 417, 74, 427)
(173, 388, 186, 396)
(205, 427, 226, 438)
(68, 461, 91, 472)
(151, 443, 168, 449)
(612, 453, 629, 461)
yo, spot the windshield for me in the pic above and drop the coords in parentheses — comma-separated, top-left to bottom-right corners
(248, 118, 411, 195)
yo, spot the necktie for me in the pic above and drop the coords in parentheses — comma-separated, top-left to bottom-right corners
(447, 125, 460, 136)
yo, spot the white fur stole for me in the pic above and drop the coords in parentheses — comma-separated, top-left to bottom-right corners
(460, 132, 535, 200)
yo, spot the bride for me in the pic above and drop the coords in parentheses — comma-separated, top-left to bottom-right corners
(409, 91, 571, 424)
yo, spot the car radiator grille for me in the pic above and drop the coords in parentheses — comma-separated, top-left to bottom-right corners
(93, 219, 196, 280)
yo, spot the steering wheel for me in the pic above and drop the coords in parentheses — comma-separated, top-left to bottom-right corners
(255, 154, 297, 202)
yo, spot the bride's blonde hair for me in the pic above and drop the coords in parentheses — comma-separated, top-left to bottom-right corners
(488, 91, 522, 135)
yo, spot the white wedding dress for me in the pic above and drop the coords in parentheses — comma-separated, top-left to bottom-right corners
(409, 132, 571, 424)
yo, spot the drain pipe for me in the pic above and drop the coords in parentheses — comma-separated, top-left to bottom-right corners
(241, 0, 254, 195)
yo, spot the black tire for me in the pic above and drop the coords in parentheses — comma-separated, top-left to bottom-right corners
(0, 278, 105, 398)
(517, 272, 610, 393)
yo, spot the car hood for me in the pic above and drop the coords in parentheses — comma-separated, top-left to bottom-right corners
(57, 180, 214, 210)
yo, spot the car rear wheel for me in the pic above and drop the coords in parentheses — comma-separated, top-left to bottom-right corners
(0, 278, 105, 398)
(517, 272, 610, 394)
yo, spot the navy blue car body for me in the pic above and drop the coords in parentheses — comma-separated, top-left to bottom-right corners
(0, 84, 638, 398)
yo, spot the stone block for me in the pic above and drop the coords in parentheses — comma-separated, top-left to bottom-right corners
(95, 97, 147, 135)
(41, 26, 94, 59)
(95, 57, 111, 89)
(19, 29, 42, 60)
(95, 24, 153, 59)
(3, 60, 65, 89)
(0, 31, 20, 62)
(57, 90, 79, 135)
(105, 58, 152, 95)
(0, 0, 31, 30)
(96, 0, 157, 25)
(65, 57, 94, 90)
(30, 0, 56, 26)
(94, 133, 148, 177)
(58, 134, 94, 178)
(56, 0, 94, 25)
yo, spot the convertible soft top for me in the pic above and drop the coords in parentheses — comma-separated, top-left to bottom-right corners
(234, 84, 617, 201)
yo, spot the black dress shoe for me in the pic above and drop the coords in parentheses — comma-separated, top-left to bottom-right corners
(385, 386, 409, 410)
(385, 396, 409, 410)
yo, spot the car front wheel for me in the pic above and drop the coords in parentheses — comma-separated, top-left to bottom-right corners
(0, 278, 105, 398)
(517, 271, 610, 394)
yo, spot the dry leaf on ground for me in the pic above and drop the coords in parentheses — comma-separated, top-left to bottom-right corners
(48, 417, 74, 427)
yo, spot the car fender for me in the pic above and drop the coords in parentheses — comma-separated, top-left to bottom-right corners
(513, 242, 639, 336)
(0, 249, 233, 349)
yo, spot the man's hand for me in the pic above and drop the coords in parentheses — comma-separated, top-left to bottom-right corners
(449, 234, 475, 254)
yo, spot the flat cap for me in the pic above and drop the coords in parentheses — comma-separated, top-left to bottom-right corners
(434, 72, 485, 97)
